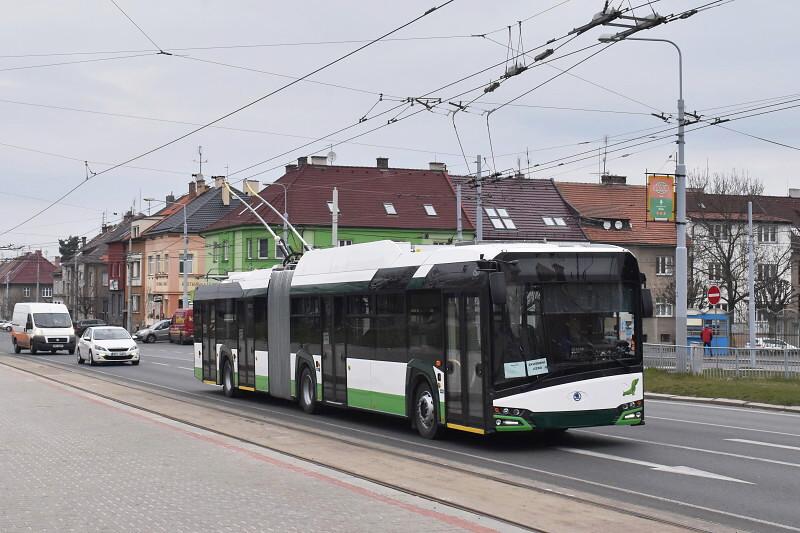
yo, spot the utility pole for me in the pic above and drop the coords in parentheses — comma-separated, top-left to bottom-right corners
(73, 251, 78, 319)
(748, 201, 756, 366)
(456, 184, 463, 241)
(182, 204, 189, 310)
(476, 155, 483, 242)
(35, 253, 40, 303)
(126, 203, 134, 332)
(332, 187, 339, 247)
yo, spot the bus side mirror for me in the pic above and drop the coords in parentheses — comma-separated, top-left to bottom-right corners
(641, 288, 653, 318)
(489, 272, 506, 306)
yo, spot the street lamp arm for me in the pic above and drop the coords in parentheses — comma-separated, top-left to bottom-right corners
(621, 37, 682, 100)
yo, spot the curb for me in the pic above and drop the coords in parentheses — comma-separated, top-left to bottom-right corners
(645, 392, 800, 413)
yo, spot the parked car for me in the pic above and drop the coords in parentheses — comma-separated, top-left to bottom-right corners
(11, 302, 75, 354)
(0, 320, 12, 331)
(168, 308, 194, 344)
(745, 338, 798, 350)
(77, 326, 139, 365)
(133, 319, 171, 343)
(74, 319, 107, 337)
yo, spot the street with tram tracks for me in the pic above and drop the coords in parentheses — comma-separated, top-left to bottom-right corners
(2, 334, 799, 532)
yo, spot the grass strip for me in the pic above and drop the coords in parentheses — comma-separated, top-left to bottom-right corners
(644, 368, 800, 406)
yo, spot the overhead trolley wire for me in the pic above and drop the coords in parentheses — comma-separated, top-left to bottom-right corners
(0, 0, 458, 238)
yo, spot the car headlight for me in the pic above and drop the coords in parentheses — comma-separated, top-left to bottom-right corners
(95, 346, 109, 353)
(33, 328, 44, 336)
(128, 346, 139, 354)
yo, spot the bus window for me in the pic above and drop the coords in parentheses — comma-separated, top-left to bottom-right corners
(408, 291, 442, 360)
(346, 295, 375, 360)
(376, 293, 405, 362)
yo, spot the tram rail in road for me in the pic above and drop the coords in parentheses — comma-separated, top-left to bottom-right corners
(3, 339, 800, 532)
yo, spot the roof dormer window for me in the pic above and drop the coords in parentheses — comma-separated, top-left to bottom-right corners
(424, 204, 437, 216)
(486, 207, 515, 229)
(383, 202, 397, 215)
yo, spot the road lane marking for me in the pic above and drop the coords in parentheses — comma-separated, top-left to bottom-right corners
(649, 416, 800, 438)
(647, 399, 800, 418)
(575, 430, 800, 469)
(178, 367, 194, 371)
(556, 447, 752, 484)
(149, 362, 168, 366)
(726, 438, 800, 452)
(12, 356, 800, 532)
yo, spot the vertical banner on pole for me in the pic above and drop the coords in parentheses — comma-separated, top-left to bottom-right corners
(647, 174, 676, 222)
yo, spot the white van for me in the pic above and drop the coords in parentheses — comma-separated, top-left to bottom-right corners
(11, 302, 75, 354)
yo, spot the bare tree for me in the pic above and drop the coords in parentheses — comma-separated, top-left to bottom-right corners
(688, 170, 793, 335)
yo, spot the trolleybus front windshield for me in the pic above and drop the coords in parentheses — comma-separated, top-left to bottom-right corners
(492, 281, 640, 386)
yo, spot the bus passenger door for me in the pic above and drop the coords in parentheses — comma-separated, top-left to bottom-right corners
(237, 300, 255, 388)
(203, 303, 217, 381)
(444, 294, 487, 433)
(322, 296, 347, 404)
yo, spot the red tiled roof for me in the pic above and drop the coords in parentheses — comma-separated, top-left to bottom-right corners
(687, 191, 797, 224)
(206, 164, 473, 232)
(449, 176, 587, 241)
(556, 182, 676, 246)
(0, 252, 55, 284)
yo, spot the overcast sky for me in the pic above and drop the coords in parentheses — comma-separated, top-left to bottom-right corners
(1, 0, 797, 259)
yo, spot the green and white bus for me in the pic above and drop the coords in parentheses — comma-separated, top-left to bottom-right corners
(193, 240, 651, 438)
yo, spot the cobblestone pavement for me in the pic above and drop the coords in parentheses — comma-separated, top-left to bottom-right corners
(0, 365, 519, 533)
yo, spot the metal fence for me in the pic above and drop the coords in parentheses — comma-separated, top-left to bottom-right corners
(644, 343, 800, 379)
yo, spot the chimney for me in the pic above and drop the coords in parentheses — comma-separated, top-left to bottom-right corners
(297, 156, 307, 166)
(600, 174, 627, 185)
(429, 162, 446, 171)
(376, 157, 389, 169)
(81, 237, 87, 247)
(285, 164, 297, 173)
(189, 181, 196, 195)
(514, 171, 525, 179)
(789, 188, 800, 198)
(213, 175, 225, 188)
(245, 179, 260, 196)
(310, 155, 327, 166)
(166, 193, 176, 204)
(101, 224, 108, 234)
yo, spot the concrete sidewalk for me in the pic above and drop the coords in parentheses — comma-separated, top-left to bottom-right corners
(646, 392, 800, 413)
(0, 364, 517, 533)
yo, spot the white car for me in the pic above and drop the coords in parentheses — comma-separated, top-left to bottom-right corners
(745, 338, 799, 350)
(0, 320, 12, 331)
(77, 326, 140, 366)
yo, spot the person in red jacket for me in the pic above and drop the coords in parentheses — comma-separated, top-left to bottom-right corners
(701, 325, 714, 356)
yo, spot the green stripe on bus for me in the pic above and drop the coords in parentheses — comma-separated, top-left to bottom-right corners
(347, 388, 406, 416)
(255, 375, 268, 392)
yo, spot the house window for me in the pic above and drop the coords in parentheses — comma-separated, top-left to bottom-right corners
(131, 260, 141, 279)
(553, 217, 567, 226)
(258, 238, 269, 259)
(660, 333, 672, 343)
(542, 217, 555, 226)
(486, 207, 515, 229)
(758, 224, 777, 243)
(222, 241, 229, 262)
(655, 299, 673, 317)
(656, 256, 674, 276)
(710, 223, 729, 241)
(147, 255, 154, 276)
(131, 295, 140, 313)
(708, 262, 723, 282)
(155, 255, 161, 274)
(23, 287, 31, 297)
(756, 309, 769, 324)
(212, 243, 220, 263)
(246, 238, 253, 260)
(275, 240, 287, 259)
(179, 254, 193, 275)
(132, 226, 140, 238)
(423, 204, 437, 216)
(383, 202, 397, 215)
(42, 287, 52, 298)
(338, 240, 353, 247)
(101, 272, 108, 286)
(757, 263, 777, 281)
(326, 201, 340, 214)
(163, 254, 168, 273)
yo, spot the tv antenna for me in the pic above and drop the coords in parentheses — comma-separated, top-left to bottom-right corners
(194, 145, 208, 175)
(327, 144, 337, 165)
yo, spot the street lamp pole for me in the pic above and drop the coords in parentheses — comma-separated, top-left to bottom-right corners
(599, 35, 688, 353)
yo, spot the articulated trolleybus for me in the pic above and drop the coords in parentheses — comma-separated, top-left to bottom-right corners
(193, 240, 651, 438)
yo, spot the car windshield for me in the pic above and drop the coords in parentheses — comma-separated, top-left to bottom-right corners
(94, 329, 131, 340)
(33, 313, 72, 328)
(493, 282, 641, 386)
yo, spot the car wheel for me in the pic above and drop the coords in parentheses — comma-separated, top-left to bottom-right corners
(146, 334, 156, 344)
(131, 360, 140, 366)
(77, 348, 84, 364)
(298, 366, 317, 414)
(414, 381, 442, 439)
(50, 349, 57, 354)
(68, 347, 75, 355)
(30, 344, 38, 355)
(222, 358, 236, 398)
(13, 340, 21, 354)
(88, 351, 95, 366)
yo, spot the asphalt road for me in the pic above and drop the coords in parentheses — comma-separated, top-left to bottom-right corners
(4, 334, 800, 533)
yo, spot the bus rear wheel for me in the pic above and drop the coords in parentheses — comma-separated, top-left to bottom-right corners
(222, 359, 236, 398)
(414, 381, 442, 440)
(298, 367, 317, 414)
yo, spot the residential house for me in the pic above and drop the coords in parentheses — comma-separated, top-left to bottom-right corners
(61, 230, 118, 322)
(556, 177, 677, 344)
(0, 251, 56, 319)
(449, 174, 586, 242)
(133, 175, 240, 327)
(202, 158, 475, 276)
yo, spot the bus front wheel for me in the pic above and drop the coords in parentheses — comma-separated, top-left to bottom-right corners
(414, 382, 442, 440)
(222, 359, 236, 398)
(298, 366, 317, 414)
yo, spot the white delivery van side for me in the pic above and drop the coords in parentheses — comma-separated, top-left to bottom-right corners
(11, 302, 76, 355)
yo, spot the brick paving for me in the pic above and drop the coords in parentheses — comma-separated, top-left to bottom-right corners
(0, 365, 517, 533)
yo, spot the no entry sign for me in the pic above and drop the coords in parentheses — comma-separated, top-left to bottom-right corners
(707, 285, 721, 305)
